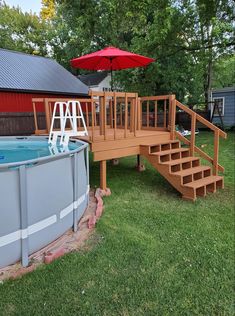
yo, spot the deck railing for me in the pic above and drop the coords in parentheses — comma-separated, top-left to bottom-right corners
(32, 93, 227, 174)
(141, 94, 227, 175)
(173, 99, 227, 175)
(89, 91, 139, 141)
(32, 97, 92, 135)
(139, 95, 171, 131)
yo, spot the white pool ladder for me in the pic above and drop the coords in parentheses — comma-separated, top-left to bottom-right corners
(48, 100, 88, 148)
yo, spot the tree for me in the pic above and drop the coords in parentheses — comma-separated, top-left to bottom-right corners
(40, 0, 55, 20)
(0, 1, 50, 55)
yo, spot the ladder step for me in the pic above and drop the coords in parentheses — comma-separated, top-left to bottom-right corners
(184, 176, 223, 189)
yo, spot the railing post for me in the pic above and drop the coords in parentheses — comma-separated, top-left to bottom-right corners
(138, 98, 142, 130)
(91, 97, 95, 142)
(213, 129, 219, 175)
(104, 93, 107, 140)
(32, 101, 39, 133)
(44, 98, 51, 133)
(190, 113, 196, 156)
(170, 95, 176, 140)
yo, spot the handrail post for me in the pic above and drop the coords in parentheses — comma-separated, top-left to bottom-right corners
(213, 129, 219, 175)
(190, 113, 196, 156)
(170, 95, 176, 140)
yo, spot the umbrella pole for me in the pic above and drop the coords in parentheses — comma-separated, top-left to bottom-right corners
(110, 68, 113, 91)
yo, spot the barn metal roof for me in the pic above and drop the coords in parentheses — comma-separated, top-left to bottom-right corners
(0, 49, 88, 96)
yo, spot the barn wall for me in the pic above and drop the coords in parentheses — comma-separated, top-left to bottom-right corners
(0, 91, 90, 136)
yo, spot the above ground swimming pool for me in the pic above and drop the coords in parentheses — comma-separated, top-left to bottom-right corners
(0, 136, 89, 268)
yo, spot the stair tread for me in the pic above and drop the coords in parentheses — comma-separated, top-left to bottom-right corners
(161, 157, 199, 165)
(140, 140, 180, 147)
(151, 148, 189, 156)
(184, 175, 223, 188)
(173, 166, 211, 177)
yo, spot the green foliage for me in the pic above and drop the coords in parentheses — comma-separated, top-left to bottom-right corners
(213, 55, 235, 88)
(0, 0, 234, 102)
(0, 2, 50, 55)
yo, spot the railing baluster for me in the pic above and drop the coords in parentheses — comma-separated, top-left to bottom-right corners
(154, 100, 157, 128)
(114, 92, 117, 140)
(120, 101, 123, 128)
(140, 99, 142, 129)
(213, 129, 219, 175)
(147, 100, 149, 128)
(164, 99, 167, 128)
(85, 102, 89, 127)
(134, 94, 137, 136)
(190, 113, 196, 156)
(124, 93, 128, 138)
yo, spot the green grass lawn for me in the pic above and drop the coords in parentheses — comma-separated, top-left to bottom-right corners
(0, 131, 234, 316)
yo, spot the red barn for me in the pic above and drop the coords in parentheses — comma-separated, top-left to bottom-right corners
(0, 49, 89, 135)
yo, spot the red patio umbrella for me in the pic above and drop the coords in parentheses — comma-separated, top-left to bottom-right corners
(70, 46, 155, 89)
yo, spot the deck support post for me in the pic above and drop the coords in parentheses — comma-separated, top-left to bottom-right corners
(100, 160, 107, 190)
(136, 155, 145, 172)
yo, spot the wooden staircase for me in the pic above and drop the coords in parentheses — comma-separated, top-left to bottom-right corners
(140, 140, 224, 201)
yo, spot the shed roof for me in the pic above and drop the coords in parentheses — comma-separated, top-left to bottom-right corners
(78, 71, 109, 86)
(212, 86, 235, 94)
(0, 49, 88, 96)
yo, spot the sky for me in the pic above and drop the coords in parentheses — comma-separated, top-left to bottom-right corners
(4, 0, 42, 14)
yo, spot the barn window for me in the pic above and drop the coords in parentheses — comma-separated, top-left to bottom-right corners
(212, 97, 224, 116)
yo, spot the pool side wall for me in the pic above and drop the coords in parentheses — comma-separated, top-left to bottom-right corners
(0, 137, 89, 268)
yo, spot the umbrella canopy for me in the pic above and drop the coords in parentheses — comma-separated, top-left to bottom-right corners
(70, 46, 155, 71)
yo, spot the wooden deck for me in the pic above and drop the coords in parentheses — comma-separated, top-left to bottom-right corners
(32, 91, 227, 201)
(77, 128, 171, 162)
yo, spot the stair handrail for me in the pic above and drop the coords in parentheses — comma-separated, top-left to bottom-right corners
(170, 97, 227, 175)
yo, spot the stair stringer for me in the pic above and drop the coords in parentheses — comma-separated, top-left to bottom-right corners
(140, 145, 196, 201)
